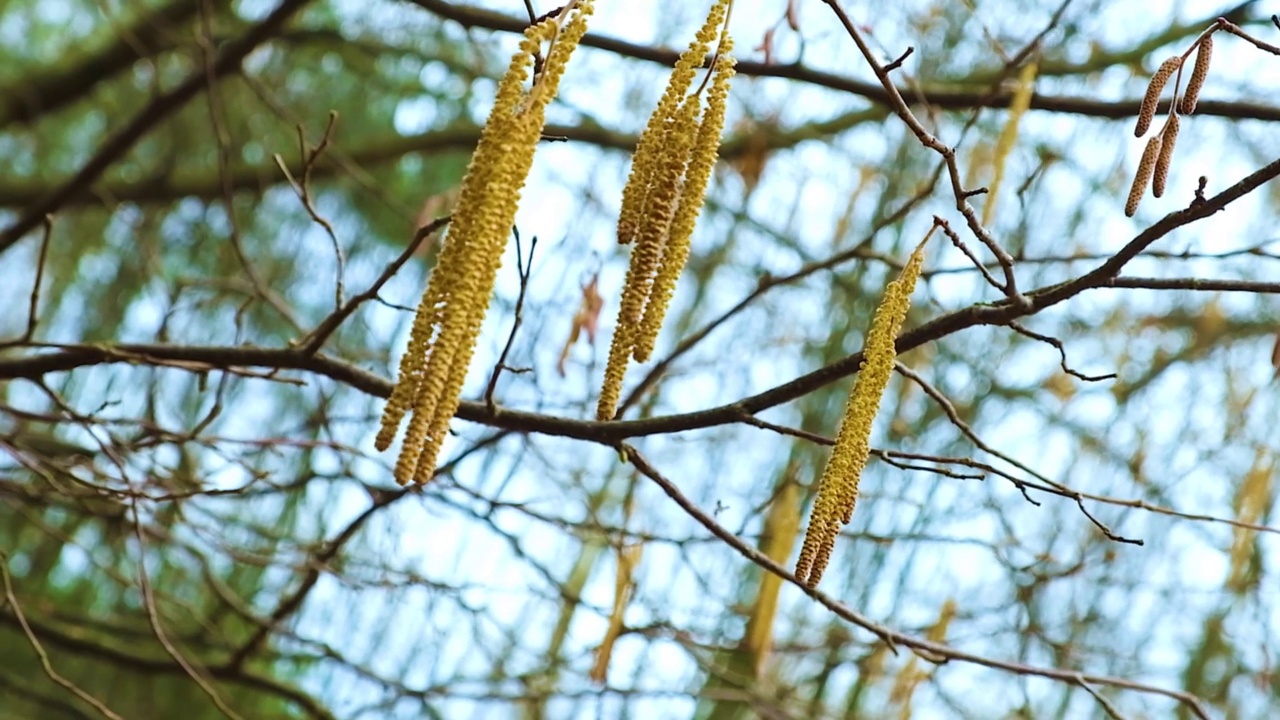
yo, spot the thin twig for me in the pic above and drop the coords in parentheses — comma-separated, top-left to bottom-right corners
(0, 0, 313, 257)
(0, 215, 52, 349)
(621, 444, 1211, 718)
(277, 111, 345, 310)
(485, 228, 538, 413)
(935, 216, 1004, 292)
(0, 553, 126, 720)
(198, 0, 303, 333)
(1217, 16, 1280, 55)
(822, 0, 1030, 307)
(1076, 673, 1131, 720)
(893, 362, 1142, 544)
(129, 499, 245, 719)
(1007, 321, 1116, 382)
(297, 215, 451, 354)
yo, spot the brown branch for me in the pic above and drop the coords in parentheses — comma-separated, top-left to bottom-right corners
(405, 0, 1280, 123)
(0, 112, 882, 210)
(297, 216, 452, 355)
(128, 501, 245, 719)
(0, 0, 216, 127)
(0, 215, 53, 349)
(484, 228, 537, 413)
(1105, 276, 1280, 293)
(822, 1, 1026, 307)
(0, 609, 336, 720)
(3, 144, 1278, 442)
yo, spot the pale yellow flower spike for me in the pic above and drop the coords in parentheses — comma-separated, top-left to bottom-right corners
(633, 47, 735, 363)
(379, 2, 593, 485)
(598, 1, 733, 420)
(616, 0, 731, 246)
(415, 10, 593, 482)
(627, 96, 700, 363)
(599, 92, 699, 418)
(795, 227, 934, 587)
(393, 30, 537, 484)
(983, 59, 1037, 227)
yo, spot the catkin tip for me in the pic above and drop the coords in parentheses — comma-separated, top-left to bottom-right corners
(1135, 56, 1180, 138)
(1126, 135, 1162, 217)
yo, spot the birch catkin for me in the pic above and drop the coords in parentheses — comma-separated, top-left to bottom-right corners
(1125, 135, 1162, 217)
(634, 51, 735, 363)
(597, 0, 734, 421)
(1179, 36, 1213, 115)
(1135, 56, 1180, 138)
(1152, 114, 1180, 198)
(794, 229, 933, 588)
(378, 2, 594, 485)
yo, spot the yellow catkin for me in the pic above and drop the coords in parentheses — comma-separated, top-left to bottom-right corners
(597, 1, 733, 420)
(1152, 113, 1180, 198)
(1135, 56, 1180, 137)
(589, 543, 643, 684)
(632, 49, 735, 364)
(1124, 135, 1162, 217)
(983, 59, 1038, 227)
(626, 97, 700, 364)
(1227, 449, 1273, 593)
(1179, 35, 1212, 115)
(393, 32, 539, 483)
(742, 477, 800, 678)
(598, 121, 682, 419)
(375, 291, 441, 451)
(794, 229, 933, 588)
(415, 14, 591, 480)
(616, 0, 732, 245)
(379, 3, 593, 484)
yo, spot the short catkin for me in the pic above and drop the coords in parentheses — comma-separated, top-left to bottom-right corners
(1135, 56, 1181, 138)
(1179, 36, 1213, 115)
(1152, 114, 1180, 198)
(1125, 135, 1162, 217)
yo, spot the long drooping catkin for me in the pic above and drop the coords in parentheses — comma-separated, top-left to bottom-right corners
(1125, 135, 1162, 217)
(633, 50, 735, 363)
(1179, 36, 1213, 115)
(597, 0, 734, 421)
(794, 228, 933, 588)
(615, 0, 731, 246)
(1135, 56, 1180, 138)
(1152, 114, 1180, 198)
(378, 3, 594, 485)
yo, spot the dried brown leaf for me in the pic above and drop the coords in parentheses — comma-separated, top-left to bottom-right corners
(557, 274, 604, 377)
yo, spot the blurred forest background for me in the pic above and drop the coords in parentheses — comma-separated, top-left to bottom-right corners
(1, 0, 1278, 718)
